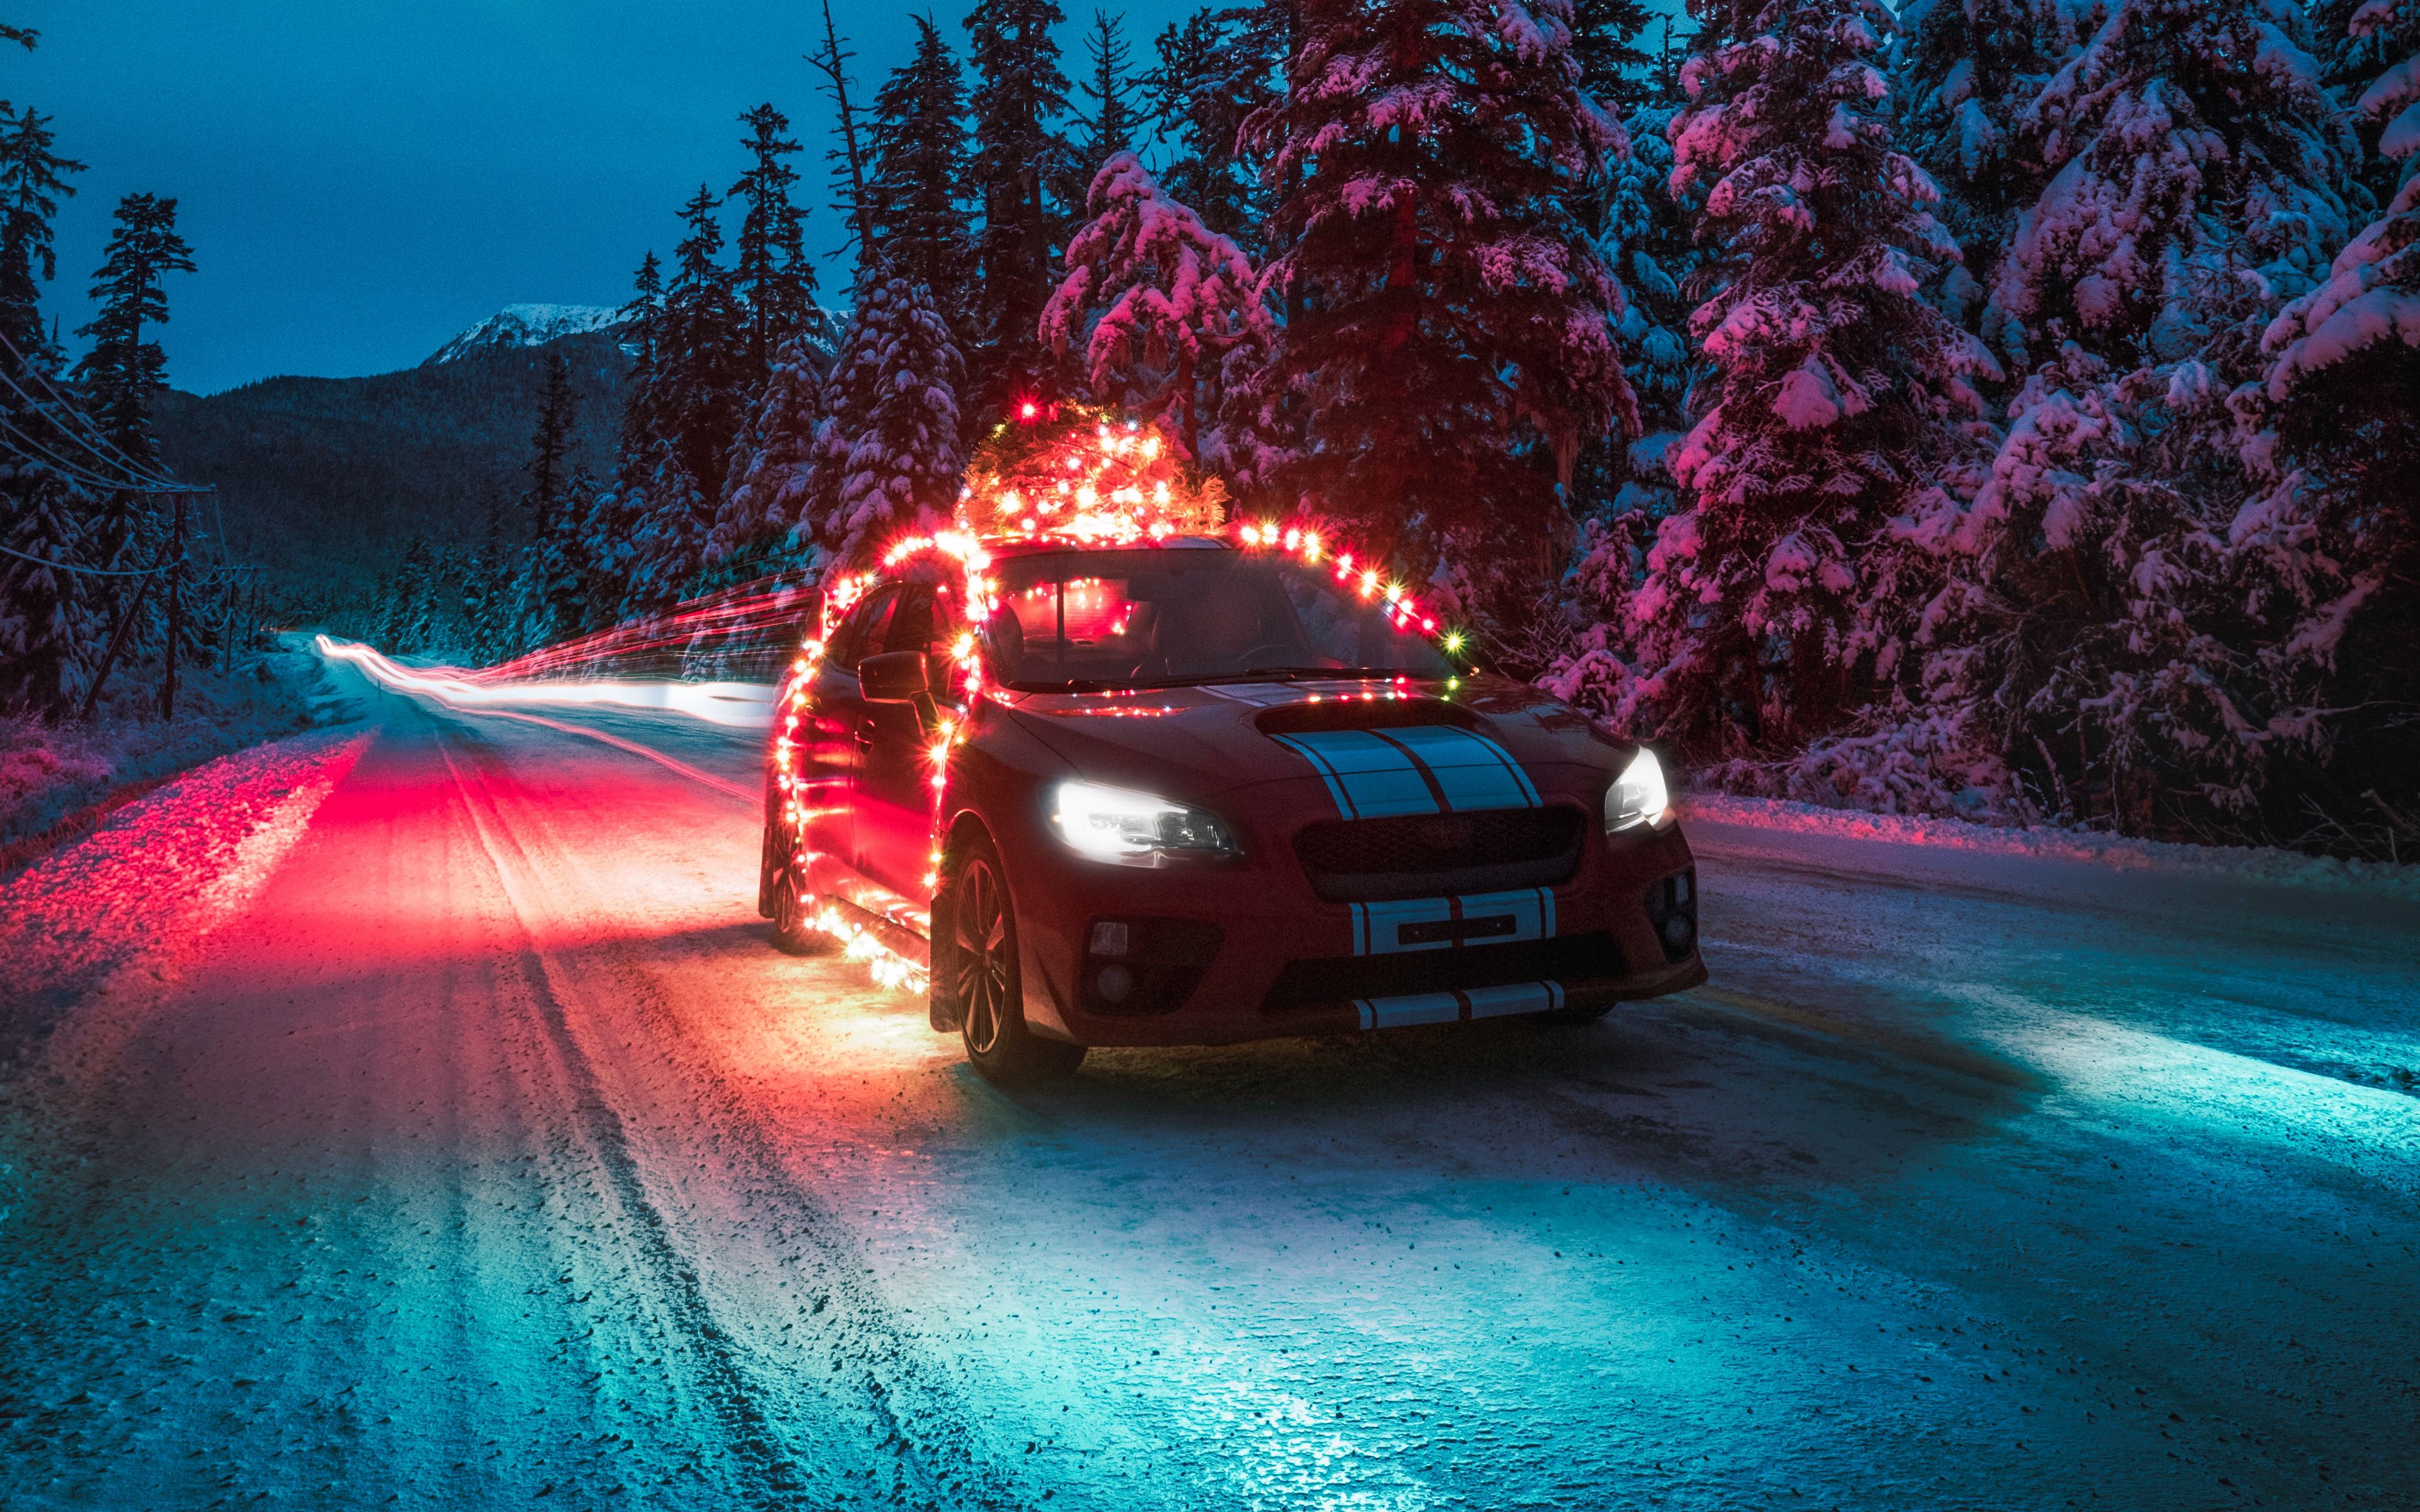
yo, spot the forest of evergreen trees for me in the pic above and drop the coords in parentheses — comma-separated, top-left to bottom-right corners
(6, 1, 2417, 858)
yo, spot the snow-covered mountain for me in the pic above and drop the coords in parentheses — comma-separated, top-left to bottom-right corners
(422, 303, 631, 366)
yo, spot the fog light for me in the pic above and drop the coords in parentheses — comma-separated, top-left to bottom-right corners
(1095, 964, 1134, 1003)
(1661, 913, 1696, 954)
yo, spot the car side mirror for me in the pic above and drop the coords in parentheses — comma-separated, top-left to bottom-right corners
(858, 650, 930, 703)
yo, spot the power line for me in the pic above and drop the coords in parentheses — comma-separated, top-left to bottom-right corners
(0, 539, 165, 576)
(0, 328, 184, 490)
(0, 409, 187, 494)
(0, 366, 180, 488)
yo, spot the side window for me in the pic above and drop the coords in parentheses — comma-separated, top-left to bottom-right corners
(886, 585, 939, 656)
(825, 585, 899, 673)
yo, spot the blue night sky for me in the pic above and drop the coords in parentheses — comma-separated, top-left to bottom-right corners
(21, 1, 1683, 396)
(18, 0, 1206, 394)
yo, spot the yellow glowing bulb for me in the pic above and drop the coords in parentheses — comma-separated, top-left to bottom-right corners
(1443, 631, 1465, 652)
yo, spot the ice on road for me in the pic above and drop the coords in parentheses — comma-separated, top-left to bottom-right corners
(2, 660, 2415, 1510)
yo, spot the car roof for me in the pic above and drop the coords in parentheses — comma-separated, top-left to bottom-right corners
(973, 534, 1233, 561)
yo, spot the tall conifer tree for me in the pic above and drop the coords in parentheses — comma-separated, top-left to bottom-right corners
(0, 464, 88, 716)
(1568, 0, 1656, 110)
(869, 16, 976, 330)
(72, 193, 194, 464)
(0, 105, 79, 373)
(1620, 0, 1992, 756)
(1237, 0, 1633, 597)
(614, 249, 665, 488)
(1145, 5, 1286, 249)
(728, 105, 821, 376)
(522, 353, 576, 542)
(964, 0, 1075, 418)
(1076, 13, 1138, 166)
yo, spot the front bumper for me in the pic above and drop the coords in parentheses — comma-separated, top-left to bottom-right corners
(998, 800, 1705, 1048)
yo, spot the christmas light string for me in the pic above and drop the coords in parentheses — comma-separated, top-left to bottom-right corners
(773, 406, 1478, 995)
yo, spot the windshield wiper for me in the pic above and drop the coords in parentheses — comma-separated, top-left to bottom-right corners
(1210, 666, 1421, 683)
(1003, 667, 1428, 693)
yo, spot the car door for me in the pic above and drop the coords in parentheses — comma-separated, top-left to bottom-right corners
(853, 583, 951, 902)
(802, 583, 899, 886)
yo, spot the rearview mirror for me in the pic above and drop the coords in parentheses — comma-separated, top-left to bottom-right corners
(858, 650, 931, 703)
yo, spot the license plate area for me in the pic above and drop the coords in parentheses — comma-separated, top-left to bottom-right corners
(1397, 914, 1517, 947)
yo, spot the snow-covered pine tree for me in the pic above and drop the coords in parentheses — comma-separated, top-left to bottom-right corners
(868, 17, 976, 332)
(1874, 0, 2365, 835)
(1620, 0, 1993, 757)
(1538, 91, 1707, 712)
(2249, 0, 2420, 842)
(814, 270, 967, 568)
(2313, 0, 2415, 210)
(377, 539, 432, 652)
(1236, 0, 1634, 602)
(1995, 0, 2354, 369)
(1041, 152, 1270, 461)
(625, 186, 747, 609)
(0, 104, 81, 373)
(72, 192, 194, 464)
(0, 464, 91, 716)
(728, 105, 822, 377)
(1144, 4, 1287, 250)
(1889, 0, 2094, 361)
(709, 334, 824, 567)
(964, 0, 1075, 419)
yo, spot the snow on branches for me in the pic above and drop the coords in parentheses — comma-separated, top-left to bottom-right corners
(816, 272, 968, 570)
(1235, 0, 1634, 599)
(1041, 152, 1270, 462)
(1623, 0, 1994, 755)
(1995, 0, 2355, 364)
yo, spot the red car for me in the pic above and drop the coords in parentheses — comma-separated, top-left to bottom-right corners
(760, 532, 1706, 1082)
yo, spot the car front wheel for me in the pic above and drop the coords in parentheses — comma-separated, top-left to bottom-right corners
(945, 835, 1085, 1085)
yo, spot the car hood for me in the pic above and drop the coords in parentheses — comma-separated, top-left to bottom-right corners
(993, 673, 1636, 807)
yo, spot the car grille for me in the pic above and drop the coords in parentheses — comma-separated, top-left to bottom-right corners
(1291, 806, 1587, 903)
(1260, 932, 1626, 1014)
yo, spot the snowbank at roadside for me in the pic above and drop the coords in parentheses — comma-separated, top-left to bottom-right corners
(0, 726, 369, 1061)
(1683, 792, 2420, 900)
(0, 641, 358, 864)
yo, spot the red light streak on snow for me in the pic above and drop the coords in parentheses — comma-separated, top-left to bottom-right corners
(316, 637, 776, 730)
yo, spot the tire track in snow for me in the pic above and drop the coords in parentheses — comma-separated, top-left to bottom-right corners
(429, 717, 1007, 1508)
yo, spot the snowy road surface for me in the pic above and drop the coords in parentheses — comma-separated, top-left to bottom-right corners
(3, 661, 2416, 1511)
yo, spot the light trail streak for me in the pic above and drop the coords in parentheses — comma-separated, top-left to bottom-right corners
(453, 707, 758, 803)
(316, 636, 776, 730)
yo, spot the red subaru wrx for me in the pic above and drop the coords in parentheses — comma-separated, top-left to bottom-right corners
(761, 533, 1706, 1083)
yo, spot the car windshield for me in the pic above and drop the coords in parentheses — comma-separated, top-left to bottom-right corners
(980, 546, 1456, 692)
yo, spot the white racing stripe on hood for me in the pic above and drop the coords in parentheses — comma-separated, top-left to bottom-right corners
(1271, 726, 1540, 819)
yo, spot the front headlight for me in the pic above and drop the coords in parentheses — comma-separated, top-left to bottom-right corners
(1605, 748, 1672, 832)
(1051, 781, 1237, 862)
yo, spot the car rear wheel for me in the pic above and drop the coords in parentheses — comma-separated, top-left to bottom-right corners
(764, 826, 825, 954)
(947, 836, 1085, 1085)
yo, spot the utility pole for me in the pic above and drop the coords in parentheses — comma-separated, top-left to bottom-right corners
(161, 488, 186, 719)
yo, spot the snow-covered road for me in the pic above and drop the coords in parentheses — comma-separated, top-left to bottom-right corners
(3, 663, 2415, 1510)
